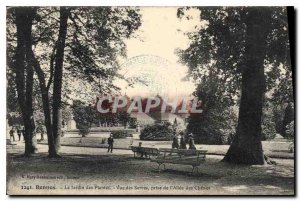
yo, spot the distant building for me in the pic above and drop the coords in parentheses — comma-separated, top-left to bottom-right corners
(129, 95, 190, 128)
(94, 94, 192, 129)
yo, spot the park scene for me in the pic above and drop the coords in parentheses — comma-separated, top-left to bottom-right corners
(6, 7, 294, 195)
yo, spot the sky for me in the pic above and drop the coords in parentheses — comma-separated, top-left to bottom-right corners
(115, 7, 201, 98)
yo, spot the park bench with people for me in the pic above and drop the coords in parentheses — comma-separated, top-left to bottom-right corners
(150, 148, 208, 173)
(130, 146, 160, 159)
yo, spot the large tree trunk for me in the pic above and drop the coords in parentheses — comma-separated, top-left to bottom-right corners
(52, 7, 70, 154)
(14, 7, 37, 156)
(22, 8, 39, 154)
(55, 109, 62, 153)
(26, 41, 57, 157)
(223, 8, 271, 165)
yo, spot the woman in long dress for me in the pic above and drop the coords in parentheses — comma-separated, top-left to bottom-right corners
(179, 133, 187, 149)
(188, 133, 196, 150)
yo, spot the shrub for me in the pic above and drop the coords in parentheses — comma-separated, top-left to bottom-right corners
(72, 103, 94, 137)
(282, 103, 294, 138)
(187, 108, 237, 145)
(77, 125, 90, 137)
(111, 130, 133, 139)
(7, 113, 23, 126)
(128, 118, 137, 129)
(186, 81, 238, 145)
(261, 120, 277, 140)
(285, 121, 294, 140)
(261, 104, 277, 140)
(140, 123, 173, 141)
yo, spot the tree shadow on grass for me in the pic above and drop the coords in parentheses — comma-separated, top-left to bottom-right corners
(7, 152, 136, 166)
(7, 151, 294, 195)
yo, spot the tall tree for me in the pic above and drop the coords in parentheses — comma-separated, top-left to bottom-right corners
(178, 7, 291, 164)
(12, 7, 38, 156)
(52, 7, 70, 154)
(223, 8, 271, 164)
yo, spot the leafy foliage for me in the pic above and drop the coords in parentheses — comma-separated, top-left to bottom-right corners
(140, 122, 173, 141)
(128, 117, 137, 128)
(117, 111, 131, 128)
(186, 75, 237, 145)
(64, 7, 141, 102)
(261, 107, 277, 140)
(6, 69, 19, 113)
(7, 6, 142, 111)
(111, 130, 133, 139)
(281, 102, 294, 138)
(7, 113, 23, 126)
(285, 120, 294, 140)
(72, 103, 94, 136)
(178, 7, 290, 92)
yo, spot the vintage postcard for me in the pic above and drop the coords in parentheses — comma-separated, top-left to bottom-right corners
(6, 6, 295, 195)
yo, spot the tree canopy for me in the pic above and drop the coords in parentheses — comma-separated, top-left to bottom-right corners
(177, 7, 291, 97)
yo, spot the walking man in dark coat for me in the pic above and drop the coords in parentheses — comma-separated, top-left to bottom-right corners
(107, 133, 114, 153)
(9, 128, 15, 141)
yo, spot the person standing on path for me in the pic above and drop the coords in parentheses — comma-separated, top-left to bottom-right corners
(107, 133, 114, 153)
(17, 128, 22, 141)
(9, 128, 15, 142)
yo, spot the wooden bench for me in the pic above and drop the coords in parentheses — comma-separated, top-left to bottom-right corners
(130, 146, 159, 159)
(150, 148, 207, 173)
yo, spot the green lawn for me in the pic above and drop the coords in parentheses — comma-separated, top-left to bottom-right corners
(37, 132, 294, 159)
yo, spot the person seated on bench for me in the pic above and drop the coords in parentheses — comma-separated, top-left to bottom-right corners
(137, 142, 147, 158)
(188, 133, 196, 150)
